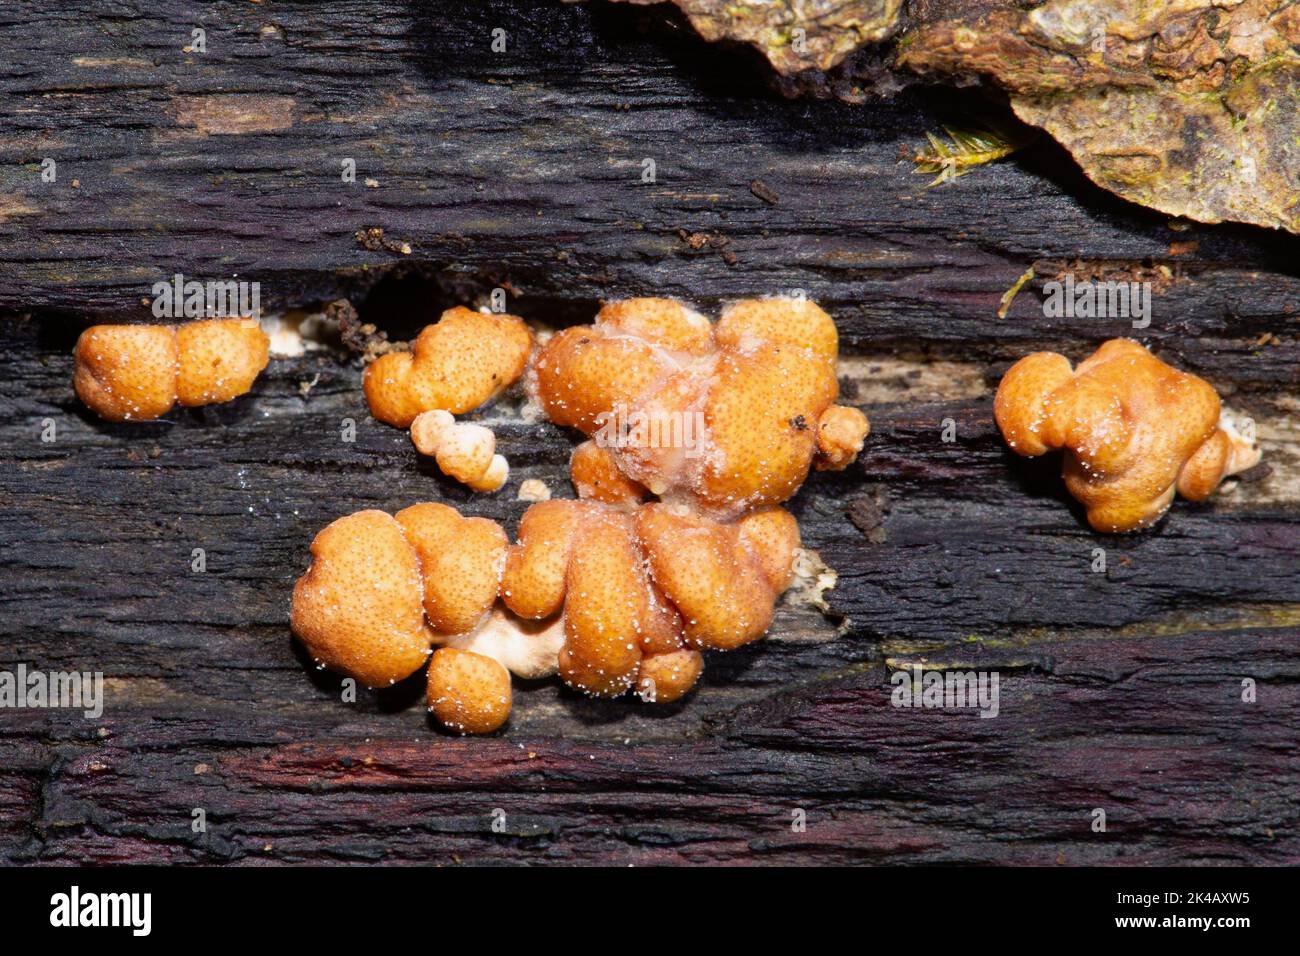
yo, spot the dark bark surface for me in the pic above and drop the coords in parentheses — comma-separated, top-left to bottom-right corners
(0, 0, 1297, 865)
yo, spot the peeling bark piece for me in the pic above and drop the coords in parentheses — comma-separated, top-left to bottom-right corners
(1011, 67, 1300, 234)
(614, 0, 903, 74)
(899, 0, 1300, 233)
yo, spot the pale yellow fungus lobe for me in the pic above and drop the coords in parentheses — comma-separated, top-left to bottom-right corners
(410, 410, 509, 493)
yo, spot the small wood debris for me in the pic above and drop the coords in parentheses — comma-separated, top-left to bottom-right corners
(846, 485, 890, 543)
(354, 226, 411, 255)
(750, 179, 780, 205)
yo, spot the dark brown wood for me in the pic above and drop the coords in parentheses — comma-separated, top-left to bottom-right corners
(0, 0, 1297, 865)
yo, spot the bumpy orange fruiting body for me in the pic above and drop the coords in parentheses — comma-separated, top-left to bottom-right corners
(736, 505, 802, 593)
(994, 338, 1262, 532)
(532, 297, 869, 517)
(635, 503, 798, 651)
(394, 502, 506, 635)
(73, 319, 269, 421)
(500, 498, 586, 620)
(363, 306, 532, 427)
(291, 492, 806, 727)
(570, 440, 648, 506)
(426, 647, 512, 734)
(175, 319, 272, 407)
(637, 649, 705, 704)
(290, 510, 434, 688)
(815, 404, 872, 471)
(598, 297, 714, 354)
(292, 297, 854, 731)
(291, 504, 508, 693)
(557, 508, 649, 697)
(501, 501, 648, 697)
(500, 498, 797, 698)
(502, 500, 694, 699)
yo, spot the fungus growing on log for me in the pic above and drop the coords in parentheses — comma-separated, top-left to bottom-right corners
(290, 497, 798, 729)
(410, 410, 509, 493)
(363, 306, 531, 427)
(290, 295, 871, 732)
(995, 338, 1262, 532)
(426, 647, 512, 735)
(73, 318, 270, 421)
(532, 297, 869, 518)
(289, 509, 435, 689)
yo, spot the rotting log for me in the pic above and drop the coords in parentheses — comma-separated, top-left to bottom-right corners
(0, 0, 1297, 865)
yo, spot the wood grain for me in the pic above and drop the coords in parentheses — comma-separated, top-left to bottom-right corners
(0, 0, 1296, 865)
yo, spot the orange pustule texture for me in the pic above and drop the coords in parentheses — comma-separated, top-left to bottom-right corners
(363, 306, 532, 427)
(291, 503, 511, 689)
(426, 647, 512, 735)
(501, 498, 798, 698)
(570, 440, 649, 505)
(637, 650, 705, 705)
(395, 502, 506, 636)
(532, 297, 869, 517)
(292, 505, 514, 731)
(555, 506, 652, 697)
(502, 501, 652, 697)
(175, 319, 272, 407)
(74, 319, 269, 421)
(635, 504, 797, 651)
(291, 498, 765, 730)
(994, 338, 1261, 532)
(290, 510, 435, 688)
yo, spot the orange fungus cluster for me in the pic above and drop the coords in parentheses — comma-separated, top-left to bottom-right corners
(74, 318, 270, 421)
(291, 296, 871, 732)
(995, 339, 1261, 533)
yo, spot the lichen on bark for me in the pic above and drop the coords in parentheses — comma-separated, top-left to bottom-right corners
(627, 0, 1300, 233)
(900, 0, 1300, 232)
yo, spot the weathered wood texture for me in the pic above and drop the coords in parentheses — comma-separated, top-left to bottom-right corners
(0, 0, 1297, 865)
